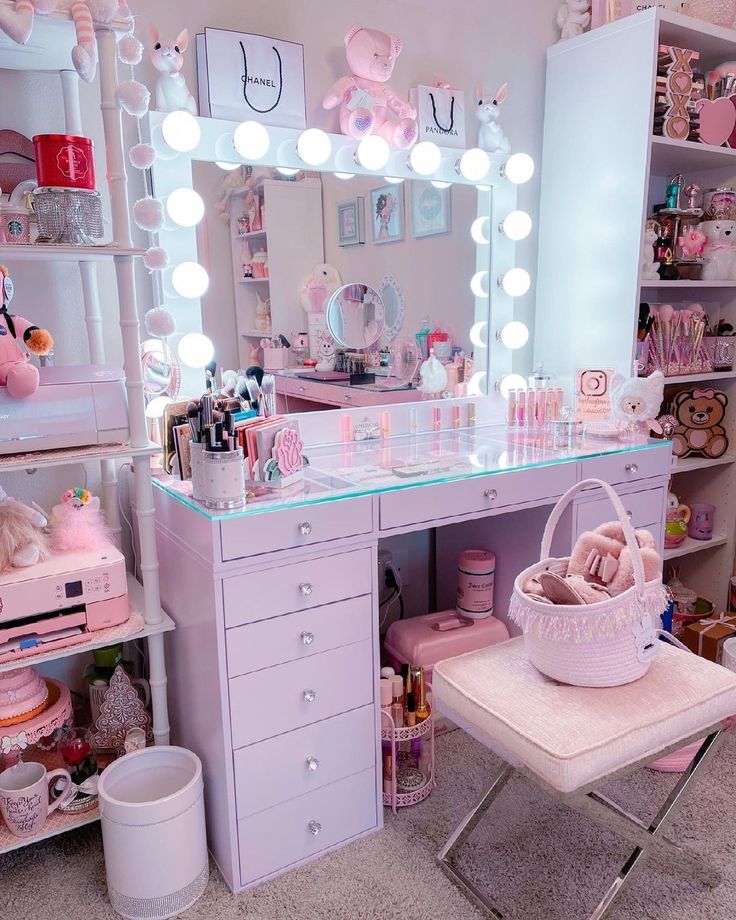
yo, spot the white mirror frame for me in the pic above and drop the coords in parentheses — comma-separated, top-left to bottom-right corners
(379, 273, 405, 345)
(144, 112, 525, 401)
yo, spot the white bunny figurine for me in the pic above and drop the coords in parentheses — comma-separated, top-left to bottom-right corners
(149, 26, 197, 114)
(640, 221, 661, 281)
(476, 83, 511, 155)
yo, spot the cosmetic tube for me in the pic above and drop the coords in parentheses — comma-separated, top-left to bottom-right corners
(433, 407, 441, 432)
(390, 675, 404, 727)
(342, 414, 353, 443)
(409, 408, 418, 435)
(380, 667, 395, 680)
(536, 389, 548, 430)
(516, 392, 525, 429)
(416, 667, 430, 722)
(526, 388, 535, 431)
(452, 405, 461, 430)
(507, 389, 517, 428)
(468, 402, 476, 427)
(382, 410, 390, 438)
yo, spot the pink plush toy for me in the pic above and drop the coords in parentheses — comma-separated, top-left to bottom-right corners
(50, 488, 113, 553)
(323, 25, 418, 149)
(0, 266, 54, 399)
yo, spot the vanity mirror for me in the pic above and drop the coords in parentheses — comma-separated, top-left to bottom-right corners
(145, 112, 532, 409)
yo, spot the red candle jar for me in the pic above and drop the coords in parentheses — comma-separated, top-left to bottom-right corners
(33, 134, 96, 190)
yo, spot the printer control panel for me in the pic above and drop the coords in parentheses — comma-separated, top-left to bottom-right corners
(55, 573, 112, 602)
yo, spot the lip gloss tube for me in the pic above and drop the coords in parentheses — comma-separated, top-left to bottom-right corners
(526, 389, 535, 431)
(468, 402, 476, 427)
(433, 407, 441, 432)
(409, 408, 418, 436)
(452, 405, 461, 429)
(342, 414, 353, 442)
(536, 388, 548, 430)
(507, 389, 517, 428)
(381, 410, 391, 438)
(516, 392, 525, 429)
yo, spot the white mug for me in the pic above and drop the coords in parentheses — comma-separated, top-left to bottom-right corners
(0, 761, 73, 837)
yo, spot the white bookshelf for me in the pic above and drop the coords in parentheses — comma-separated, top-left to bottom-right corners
(536, 7, 736, 609)
(228, 178, 324, 366)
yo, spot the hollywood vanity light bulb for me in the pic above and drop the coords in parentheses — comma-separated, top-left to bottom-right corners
(178, 333, 215, 369)
(499, 320, 530, 350)
(458, 148, 490, 182)
(166, 188, 205, 228)
(500, 210, 532, 241)
(470, 321, 488, 348)
(334, 172, 355, 180)
(467, 371, 488, 397)
(500, 373, 527, 399)
(297, 128, 332, 166)
(384, 176, 404, 184)
(431, 180, 451, 189)
(161, 111, 201, 153)
(233, 120, 270, 160)
(355, 135, 390, 171)
(171, 262, 210, 299)
(500, 268, 531, 297)
(145, 395, 173, 419)
(470, 216, 491, 244)
(470, 271, 490, 298)
(503, 153, 535, 185)
(409, 141, 442, 176)
(216, 160, 240, 171)
(276, 167, 300, 176)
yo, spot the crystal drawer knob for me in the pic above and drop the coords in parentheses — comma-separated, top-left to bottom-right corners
(308, 820, 322, 836)
(303, 689, 317, 703)
(625, 463, 638, 474)
(484, 489, 498, 500)
(299, 582, 313, 597)
(301, 631, 315, 646)
(626, 510, 633, 518)
(298, 521, 312, 536)
(306, 756, 320, 773)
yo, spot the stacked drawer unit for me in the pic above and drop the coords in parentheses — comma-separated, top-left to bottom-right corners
(223, 546, 379, 887)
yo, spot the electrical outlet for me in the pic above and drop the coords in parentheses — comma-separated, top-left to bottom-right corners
(391, 548, 409, 586)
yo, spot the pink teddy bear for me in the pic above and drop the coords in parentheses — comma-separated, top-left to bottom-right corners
(0, 266, 54, 399)
(323, 25, 418, 149)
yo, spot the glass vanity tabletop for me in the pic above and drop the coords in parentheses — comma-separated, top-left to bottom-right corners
(153, 423, 668, 520)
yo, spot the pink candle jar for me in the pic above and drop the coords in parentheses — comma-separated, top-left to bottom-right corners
(457, 549, 495, 620)
(0, 205, 30, 244)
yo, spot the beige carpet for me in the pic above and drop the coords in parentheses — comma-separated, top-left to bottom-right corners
(3, 729, 735, 920)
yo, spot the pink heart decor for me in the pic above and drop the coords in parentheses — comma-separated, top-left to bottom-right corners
(697, 98, 736, 148)
(727, 96, 736, 149)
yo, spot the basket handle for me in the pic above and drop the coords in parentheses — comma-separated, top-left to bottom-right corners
(540, 478, 647, 597)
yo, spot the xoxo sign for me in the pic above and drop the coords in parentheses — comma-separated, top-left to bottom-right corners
(661, 45, 699, 141)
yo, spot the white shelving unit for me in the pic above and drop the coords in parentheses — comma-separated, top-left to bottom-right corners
(535, 7, 736, 609)
(0, 6, 170, 853)
(227, 178, 324, 366)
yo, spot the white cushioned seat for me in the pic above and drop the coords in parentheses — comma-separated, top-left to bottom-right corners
(433, 637, 736, 793)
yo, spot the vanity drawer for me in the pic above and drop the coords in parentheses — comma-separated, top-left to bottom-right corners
(575, 488, 665, 534)
(229, 639, 374, 749)
(233, 706, 376, 818)
(379, 463, 576, 530)
(226, 596, 373, 677)
(580, 447, 669, 486)
(219, 496, 372, 561)
(222, 548, 373, 628)
(238, 767, 376, 886)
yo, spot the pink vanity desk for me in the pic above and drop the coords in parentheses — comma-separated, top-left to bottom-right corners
(272, 368, 423, 412)
(152, 397, 672, 894)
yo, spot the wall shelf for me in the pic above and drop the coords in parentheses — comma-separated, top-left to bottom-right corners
(672, 453, 736, 473)
(639, 279, 736, 289)
(650, 135, 736, 174)
(0, 243, 144, 263)
(664, 533, 728, 560)
(0, 442, 159, 473)
(238, 277, 270, 284)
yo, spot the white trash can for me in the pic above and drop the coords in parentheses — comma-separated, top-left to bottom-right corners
(724, 637, 736, 673)
(98, 746, 208, 920)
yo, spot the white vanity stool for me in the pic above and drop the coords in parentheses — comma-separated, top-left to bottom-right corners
(434, 638, 736, 919)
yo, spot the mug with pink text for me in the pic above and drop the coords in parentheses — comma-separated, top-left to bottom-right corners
(0, 761, 73, 837)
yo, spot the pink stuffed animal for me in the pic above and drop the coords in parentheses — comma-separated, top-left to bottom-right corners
(0, 486, 48, 572)
(323, 25, 418, 149)
(0, 266, 54, 399)
(50, 488, 112, 553)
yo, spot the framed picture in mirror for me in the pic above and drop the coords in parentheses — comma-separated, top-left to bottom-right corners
(411, 181, 452, 239)
(337, 197, 365, 247)
(370, 184, 404, 244)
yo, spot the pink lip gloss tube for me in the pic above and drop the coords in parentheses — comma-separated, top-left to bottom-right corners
(516, 392, 525, 429)
(342, 415, 353, 442)
(433, 407, 441, 432)
(536, 389, 548, 429)
(453, 405, 461, 429)
(507, 389, 517, 428)
(526, 389, 535, 431)
(381, 410, 390, 438)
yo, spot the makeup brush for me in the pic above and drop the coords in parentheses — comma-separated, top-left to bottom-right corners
(186, 401, 201, 442)
(245, 377, 261, 412)
(261, 374, 275, 418)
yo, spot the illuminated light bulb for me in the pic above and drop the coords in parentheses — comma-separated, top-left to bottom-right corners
(470, 271, 489, 298)
(458, 147, 490, 182)
(383, 176, 404, 184)
(500, 210, 532, 241)
(503, 152, 535, 184)
(467, 371, 487, 396)
(409, 141, 442, 175)
(470, 216, 491, 244)
(499, 320, 530, 350)
(334, 171, 355, 180)
(166, 188, 205, 227)
(297, 128, 332, 166)
(431, 180, 451, 189)
(233, 120, 270, 160)
(161, 111, 201, 153)
(355, 135, 390, 171)
(178, 332, 215, 369)
(216, 160, 240, 171)
(276, 166, 300, 176)
(500, 268, 531, 297)
(171, 262, 209, 299)
(145, 395, 173, 419)
(476, 184, 491, 192)
(499, 373, 527, 399)
(470, 321, 488, 348)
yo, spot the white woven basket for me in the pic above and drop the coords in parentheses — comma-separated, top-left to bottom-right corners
(509, 479, 668, 688)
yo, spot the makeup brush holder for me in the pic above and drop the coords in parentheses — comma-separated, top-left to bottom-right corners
(190, 442, 205, 502)
(704, 336, 735, 372)
(202, 447, 246, 510)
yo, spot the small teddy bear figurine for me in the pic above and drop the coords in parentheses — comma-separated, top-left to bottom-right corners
(699, 219, 736, 281)
(0, 265, 54, 399)
(610, 371, 665, 440)
(475, 83, 511, 155)
(149, 25, 197, 114)
(556, 0, 591, 41)
(323, 25, 418, 149)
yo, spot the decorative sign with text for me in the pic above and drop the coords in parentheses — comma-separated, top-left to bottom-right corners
(196, 28, 306, 129)
(575, 368, 615, 423)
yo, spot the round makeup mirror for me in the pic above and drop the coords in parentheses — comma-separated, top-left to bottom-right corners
(141, 338, 181, 401)
(379, 274, 405, 344)
(325, 283, 385, 349)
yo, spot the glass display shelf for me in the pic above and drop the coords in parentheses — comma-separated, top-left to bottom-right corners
(153, 423, 666, 520)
